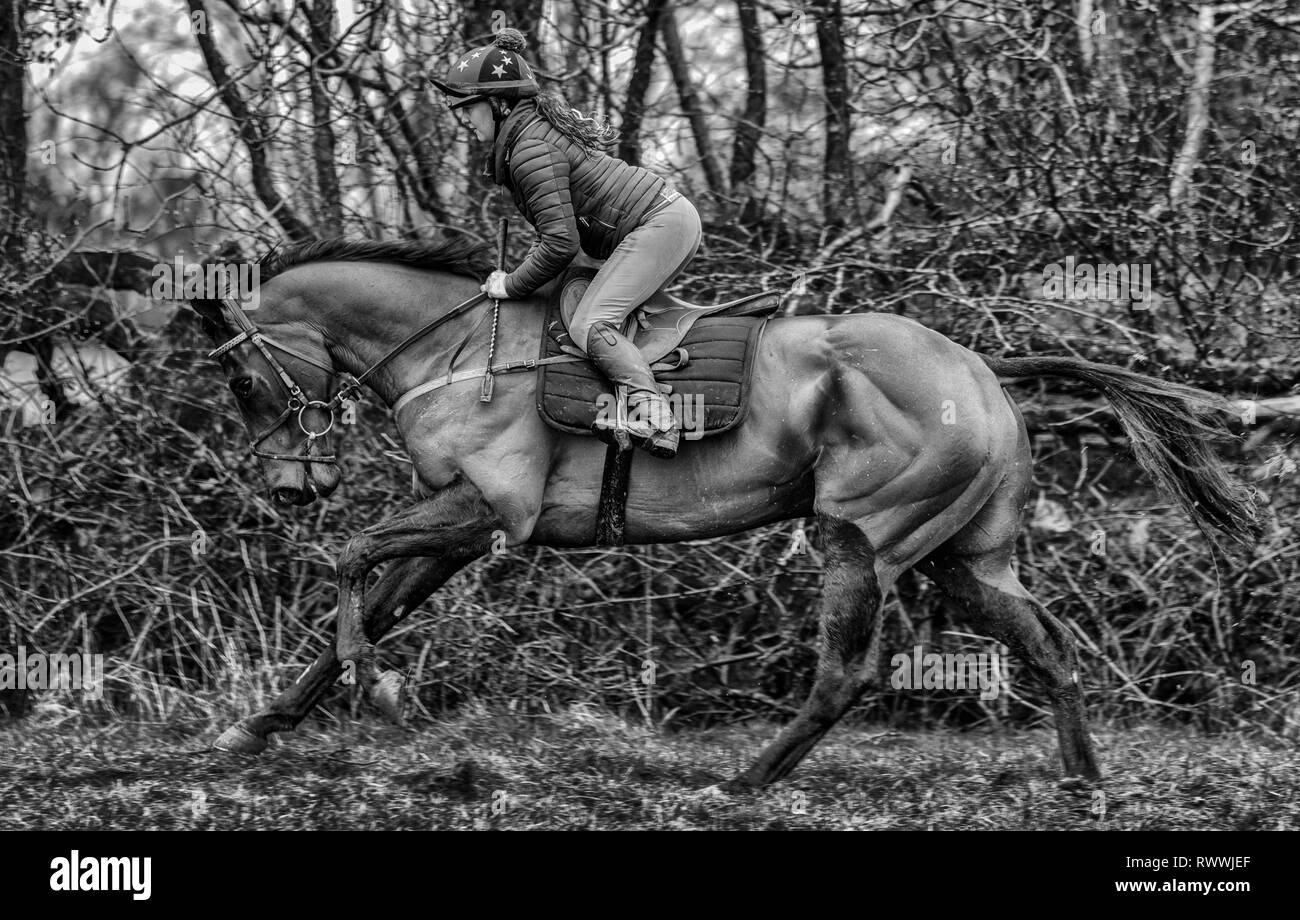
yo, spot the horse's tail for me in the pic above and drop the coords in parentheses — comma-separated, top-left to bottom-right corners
(982, 354, 1262, 548)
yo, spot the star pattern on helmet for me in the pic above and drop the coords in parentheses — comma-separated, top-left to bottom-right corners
(499, 52, 512, 62)
(457, 59, 469, 71)
(491, 63, 507, 78)
(470, 50, 483, 59)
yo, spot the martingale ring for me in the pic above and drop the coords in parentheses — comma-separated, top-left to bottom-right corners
(297, 399, 335, 439)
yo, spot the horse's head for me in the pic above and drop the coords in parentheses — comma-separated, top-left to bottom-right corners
(194, 295, 347, 506)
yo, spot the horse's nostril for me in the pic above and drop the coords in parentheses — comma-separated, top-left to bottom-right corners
(272, 487, 300, 506)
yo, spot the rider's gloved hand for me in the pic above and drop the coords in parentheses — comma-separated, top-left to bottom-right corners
(481, 271, 509, 300)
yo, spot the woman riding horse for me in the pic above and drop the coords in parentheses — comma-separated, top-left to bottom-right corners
(429, 27, 699, 459)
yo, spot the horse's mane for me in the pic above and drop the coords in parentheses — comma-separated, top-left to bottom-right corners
(258, 237, 495, 282)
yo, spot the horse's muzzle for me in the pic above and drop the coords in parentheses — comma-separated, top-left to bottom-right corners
(272, 485, 314, 507)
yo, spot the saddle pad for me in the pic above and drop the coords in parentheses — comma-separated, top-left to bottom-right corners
(537, 293, 767, 440)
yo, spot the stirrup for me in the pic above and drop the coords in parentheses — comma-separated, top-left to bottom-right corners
(591, 390, 680, 458)
(592, 413, 678, 457)
(627, 393, 679, 459)
(633, 425, 679, 459)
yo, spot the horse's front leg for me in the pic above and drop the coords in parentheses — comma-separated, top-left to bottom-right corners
(215, 555, 451, 753)
(334, 480, 505, 711)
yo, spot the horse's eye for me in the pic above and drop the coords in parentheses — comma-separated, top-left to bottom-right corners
(230, 376, 254, 399)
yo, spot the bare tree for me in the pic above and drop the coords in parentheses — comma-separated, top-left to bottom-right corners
(808, 0, 852, 227)
(187, 0, 315, 241)
(729, 0, 767, 224)
(305, 0, 343, 236)
(0, 0, 27, 266)
(1161, 3, 1218, 214)
(660, 2, 726, 197)
(619, 0, 669, 167)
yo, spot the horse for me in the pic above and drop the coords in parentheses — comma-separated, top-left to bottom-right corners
(195, 237, 1258, 790)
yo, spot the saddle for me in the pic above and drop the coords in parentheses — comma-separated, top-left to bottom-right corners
(537, 267, 782, 439)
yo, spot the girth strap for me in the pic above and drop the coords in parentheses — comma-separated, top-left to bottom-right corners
(595, 443, 633, 546)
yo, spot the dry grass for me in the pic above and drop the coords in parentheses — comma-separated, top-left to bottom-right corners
(2, 706, 1295, 830)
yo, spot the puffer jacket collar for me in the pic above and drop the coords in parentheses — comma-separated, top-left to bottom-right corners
(489, 99, 545, 185)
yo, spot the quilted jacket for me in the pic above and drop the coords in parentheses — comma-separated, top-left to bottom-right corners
(490, 99, 668, 298)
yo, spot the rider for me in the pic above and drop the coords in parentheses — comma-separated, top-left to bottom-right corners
(429, 27, 701, 459)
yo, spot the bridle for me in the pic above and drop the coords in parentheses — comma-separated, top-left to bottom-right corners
(207, 290, 492, 466)
(208, 299, 356, 465)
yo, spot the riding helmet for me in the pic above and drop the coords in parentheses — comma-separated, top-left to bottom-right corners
(429, 28, 539, 110)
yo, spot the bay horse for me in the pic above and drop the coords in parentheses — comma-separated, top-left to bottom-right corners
(196, 238, 1258, 790)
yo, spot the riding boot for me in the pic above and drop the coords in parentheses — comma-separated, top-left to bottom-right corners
(585, 321, 680, 459)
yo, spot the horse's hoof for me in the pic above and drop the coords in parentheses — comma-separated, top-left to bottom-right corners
(684, 784, 730, 802)
(1058, 776, 1098, 793)
(213, 721, 269, 755)
(369, 669, 405, 723)
(718, 777, 761, 795)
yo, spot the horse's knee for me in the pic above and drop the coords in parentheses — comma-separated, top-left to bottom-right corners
(1036, 609, 1080, 663)
(1010, 605, 1081, 692)
(335, 536, 370, 582)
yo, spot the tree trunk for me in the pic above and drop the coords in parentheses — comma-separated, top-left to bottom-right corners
(619, 0, 668, 167)
(598, 0, 613, 125)
(306, 0, 343, 235)
(1076, 0, 1096, 72)
(1164, 4, 1217, 212)
(559, 0, 590, 111)
(809, 0, 852, 228)
(729, 0, 766, 224)
(0, 0, 27, 266)
(0, 0, 27, 716)
(660, 3, 726, 197)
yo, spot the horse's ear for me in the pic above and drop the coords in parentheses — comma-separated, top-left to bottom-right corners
(190, 297, 231, 340)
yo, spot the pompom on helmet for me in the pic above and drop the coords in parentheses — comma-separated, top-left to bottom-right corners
(429, 28, 539, 112)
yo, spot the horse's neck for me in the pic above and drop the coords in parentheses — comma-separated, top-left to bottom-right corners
(315, 268, 508, 409)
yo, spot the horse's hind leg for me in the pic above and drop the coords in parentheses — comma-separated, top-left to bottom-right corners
(729, 514, 884, 789)
(214, 554, 472, 753)
(919, 526, 1102, 785)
